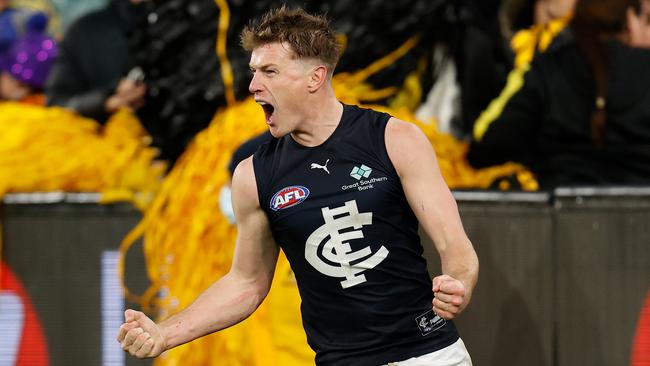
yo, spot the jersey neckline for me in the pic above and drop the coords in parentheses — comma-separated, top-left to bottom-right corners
(287, 102, 349, 150)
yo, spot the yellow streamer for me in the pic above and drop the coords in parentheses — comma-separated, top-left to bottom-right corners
(473, 64, 530, 141)
(389, 55, 428, 112)
(511, 15, 571, 69)
(215, 0, 236, 106)
(338, 35, 421, 85)
(0, 103, 164, 207)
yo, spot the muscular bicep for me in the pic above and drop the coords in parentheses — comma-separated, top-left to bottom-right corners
(384, 119, 468, 256)
(230, 157, 279, 292)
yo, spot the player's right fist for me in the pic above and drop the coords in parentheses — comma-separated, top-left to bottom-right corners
(117, 309, 166, 358)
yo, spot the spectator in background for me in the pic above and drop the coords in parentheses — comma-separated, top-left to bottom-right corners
(45, 0, 146, 123)
(534, 0, 577, 25)
(0, 11, 57, 104)
(503, 0, 576, 34)
(1, 0, 53, 52)
(468, 0, 650, 189)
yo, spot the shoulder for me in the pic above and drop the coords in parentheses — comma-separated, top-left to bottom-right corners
(342, 104, 390, 127)
(229, 131, 273, 175)
(231, 156, 260, 210)
(252, 132, 277, 158)
(343, 105, 394, 147)
(385, 117, 428, 144)
(250, 134, 279, 177)
(384, 118, 435, 175)
(231, 157, 273, 234)
(357, 104, 391, 122)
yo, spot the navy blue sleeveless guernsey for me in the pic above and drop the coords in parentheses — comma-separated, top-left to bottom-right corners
(252, 104, 459, 366)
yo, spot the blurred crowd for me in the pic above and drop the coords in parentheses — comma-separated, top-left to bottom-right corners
(1, 0, 650, 190)
(468, 0, 650, 188)
(0, 0, 56, 103)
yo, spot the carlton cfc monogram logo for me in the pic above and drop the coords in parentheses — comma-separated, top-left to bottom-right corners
(305, 200, 389, 288)
(270, 186, 310, 211)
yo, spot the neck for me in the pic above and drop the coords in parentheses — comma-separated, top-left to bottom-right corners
(290, 91, 343, 147)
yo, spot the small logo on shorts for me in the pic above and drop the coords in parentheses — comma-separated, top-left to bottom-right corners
(415, 309, 446, 336)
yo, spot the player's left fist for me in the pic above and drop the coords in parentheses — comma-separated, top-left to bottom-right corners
(432, 274, 467, 320)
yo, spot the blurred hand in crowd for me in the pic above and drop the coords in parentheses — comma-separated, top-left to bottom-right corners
(535, 0, 577, 24)
(105, 77, 146, 113)
(0, 72, 31, 100)
(625, 0, 650, 48)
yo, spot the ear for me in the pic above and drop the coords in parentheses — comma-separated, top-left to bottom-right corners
(307, 65, 328, 93)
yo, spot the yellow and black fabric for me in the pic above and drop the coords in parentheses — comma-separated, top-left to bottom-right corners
(472, 15, 571, 142)
(468, 33, 650, 188)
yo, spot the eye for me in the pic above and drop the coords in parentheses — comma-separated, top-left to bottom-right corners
(264, 69, 277, 76)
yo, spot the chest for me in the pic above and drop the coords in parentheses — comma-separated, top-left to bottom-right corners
(269, 150, 397, 219)
(264, 131, 413, 238)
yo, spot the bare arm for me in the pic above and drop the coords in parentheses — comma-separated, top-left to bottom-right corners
(385, 118, 479, 320)
(117, 156, 279, 358)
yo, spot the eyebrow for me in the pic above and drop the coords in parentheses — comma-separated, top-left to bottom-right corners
(249, 63, 279, 70)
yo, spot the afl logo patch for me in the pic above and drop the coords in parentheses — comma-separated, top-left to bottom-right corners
(270, 186, 310, 211)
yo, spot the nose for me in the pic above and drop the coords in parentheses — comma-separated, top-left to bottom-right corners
(249, 72, 262, 94)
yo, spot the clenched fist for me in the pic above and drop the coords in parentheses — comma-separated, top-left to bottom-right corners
(432, 274, 468, 320)
(117, 309, 166, 358)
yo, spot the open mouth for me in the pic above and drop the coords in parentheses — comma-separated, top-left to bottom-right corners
(257, 101, 275, 123)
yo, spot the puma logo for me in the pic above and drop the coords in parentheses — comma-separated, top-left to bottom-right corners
(310, 159, 330, 174)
